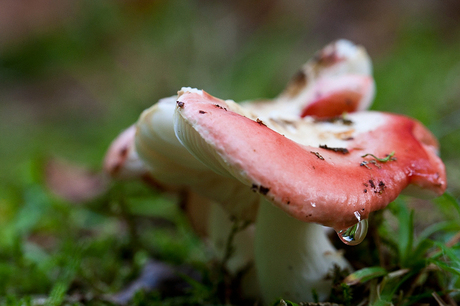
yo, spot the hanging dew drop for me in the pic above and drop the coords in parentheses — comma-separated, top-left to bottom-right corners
(336, 219, 369, 246)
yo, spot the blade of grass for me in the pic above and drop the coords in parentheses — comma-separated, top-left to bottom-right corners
(344, 267, 388, 285)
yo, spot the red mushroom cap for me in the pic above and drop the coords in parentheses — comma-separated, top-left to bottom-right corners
(175, 90, 446, 231)
(242, 40, 375, 120)
(299, 75, 374, 118)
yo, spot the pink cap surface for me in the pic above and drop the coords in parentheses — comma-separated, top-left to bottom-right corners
(176, 91, 446, 231)
(299, 75, 374, 118)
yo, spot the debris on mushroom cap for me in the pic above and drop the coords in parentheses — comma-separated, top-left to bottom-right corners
(175, 89, 446, 231)
(242, 39, 375, 120)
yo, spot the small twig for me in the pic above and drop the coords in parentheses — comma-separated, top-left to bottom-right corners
(221, 218, 251, 267)
(118, 196, 141, 252)
(404, 268, 427, 298)
(214, 217, 251, 304)
(111, 184, 141, 252)
(446, 231, 460, 248)
(360, 161, 371, 169)
(432, 291, 450, 306)
(360, 151, 396, 170)
(427, 231, 460, 258)
(361, 151, 396, 162)
(310, 151, 325, 160)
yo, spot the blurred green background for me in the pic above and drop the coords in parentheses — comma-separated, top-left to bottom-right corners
(1, 0, 460, 191)
(0, 0, 460, 304)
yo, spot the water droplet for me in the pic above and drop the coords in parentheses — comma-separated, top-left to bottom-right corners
(354, 211, 361, 221)
(336, 219, 368, 246)
(311, 202, 316, 207)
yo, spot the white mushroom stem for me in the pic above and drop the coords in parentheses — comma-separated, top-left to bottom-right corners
(255, 198, 351, 304)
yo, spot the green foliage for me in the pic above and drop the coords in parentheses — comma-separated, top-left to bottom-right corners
(324, 196, 460, 306)
(0, 159, 207, 305)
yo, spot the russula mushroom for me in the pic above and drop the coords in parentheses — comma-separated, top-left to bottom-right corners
(242, 39, 375, 119)
(103, 40, 389, 303)
(173, 88, 446, 303)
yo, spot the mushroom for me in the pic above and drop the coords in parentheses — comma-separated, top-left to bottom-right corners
(103, 40, 381, 302)
(242, 39, 375, 120)
(173, 88, 447, 303)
